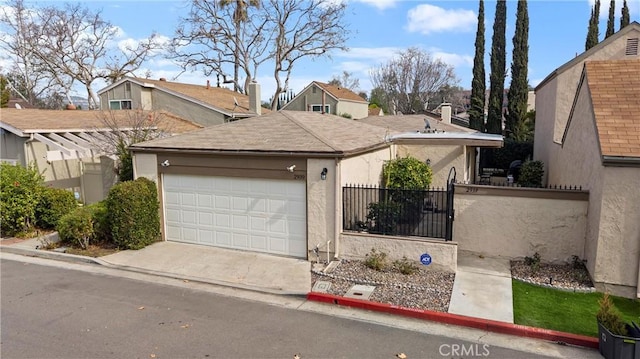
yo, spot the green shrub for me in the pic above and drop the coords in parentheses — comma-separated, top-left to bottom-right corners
(364, 248, 388, 271)
(524, 252, 541, 273)
(490, 138, 534, 171)
(383, 156, 432, 190)
(366, 201, 401, 235)
(36, 187, 78, 229)
(107, 177, 160, 249)
(86, 201, 111, 243)
(0, 163, 44, 236)
(393, 256, 419, 275)
(519, 160, 544, 187)
(58, 207, 94, 249)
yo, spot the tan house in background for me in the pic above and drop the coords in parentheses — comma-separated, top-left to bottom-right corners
(534, 21, 640, 184)
(545, 59, 640, 299)
(281, 81, 369, 120)
(98, 77, 265, 127)
(0, 108, 201, 203)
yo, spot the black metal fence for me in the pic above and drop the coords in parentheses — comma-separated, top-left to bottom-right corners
(472, 181, 583, 190)
(342, 184, 450, 240)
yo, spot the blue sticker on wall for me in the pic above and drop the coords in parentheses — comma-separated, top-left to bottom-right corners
(420, 253, 432, 265)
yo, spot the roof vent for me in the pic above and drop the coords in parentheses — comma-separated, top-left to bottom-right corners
(159, 77, 167, 81)
(626, 38, 639, 56)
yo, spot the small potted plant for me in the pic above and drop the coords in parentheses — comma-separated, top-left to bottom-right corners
(597, 293, 640, 359)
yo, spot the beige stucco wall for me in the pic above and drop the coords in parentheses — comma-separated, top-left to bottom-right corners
(339, 232, 457, 273)
(593, 168, 640, 298)
(340, 147, 392, 186)
(453, 185, 588, 264)
(396, 144, 465, 188)
(335, 100, 369, 120)
(133, 153, 159, 183)
(534, 28, 640, 184)
(307, 158, 338, 259)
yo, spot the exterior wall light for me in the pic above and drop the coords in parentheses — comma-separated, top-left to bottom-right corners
(426, 159, 431, 166)
(321, 167, 328, 180)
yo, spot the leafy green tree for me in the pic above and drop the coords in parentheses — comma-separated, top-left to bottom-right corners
(621, 0, 630, 29)
(0, 163, 44, 236)
(510, 110, 535, 142)
(486, 0, 506, 135)
(469, 0, 486, 132)
(0, 75, 9, 107)
(369, 87, 389, 115)
(383, 156, 433, 190)
(606, 0, 616, 38)
(506, 0, 529, 137)
(586, 0, 601, 51)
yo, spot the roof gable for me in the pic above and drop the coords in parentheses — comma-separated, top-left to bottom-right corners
(585, 59, 640, 158)
(131, 110, 389, 156)
(99, 77, 264, 116)
(536, 21, 640, 91)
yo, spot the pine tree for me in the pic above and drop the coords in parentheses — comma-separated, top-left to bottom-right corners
(606, 0, 615, 38)
(506, 0, 529, 139)
(621, 0, 630, 29)
(469, 0, 486, 132)
(585, 0, 601, 51)
(486, 0, 506, 135)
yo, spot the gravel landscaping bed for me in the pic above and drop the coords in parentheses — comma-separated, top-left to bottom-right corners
(311, 259, 455, 312)
(510, 260, 595, 292)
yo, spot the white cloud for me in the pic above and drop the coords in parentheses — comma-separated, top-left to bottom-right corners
(429, 48, 473, 68)
(337, 47, 401, 61)
(355, 0, 398, 10)
(406, 4, 476, 35)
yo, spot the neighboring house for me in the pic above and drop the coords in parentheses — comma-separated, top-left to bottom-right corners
(368, 107, 384, 117)
(0, 108, 201, 203)
(547, 59, 640, 298)
(98, 77, 264, 127)
(358, 104, 502, 187)
(130, 109, 502, 262)
(281, 81, 369, 120)
(534, 21, 640, 183)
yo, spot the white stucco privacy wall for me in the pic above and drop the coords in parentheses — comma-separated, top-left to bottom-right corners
(340, 147, 392, 186)
(307, 158, 338, 259)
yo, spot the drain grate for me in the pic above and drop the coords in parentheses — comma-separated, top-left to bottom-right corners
(344, 284, 376, 300)
(312, 281, 332, 293)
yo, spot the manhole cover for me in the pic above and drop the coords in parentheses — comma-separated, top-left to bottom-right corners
(344, 284, 375, 300)
(312, 281, 332, 293)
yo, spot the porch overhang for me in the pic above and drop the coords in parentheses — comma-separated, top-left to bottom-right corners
(390, 132, 504, 148)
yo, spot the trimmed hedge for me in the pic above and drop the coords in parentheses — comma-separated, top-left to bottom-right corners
(36, 187, 78, 229)
(519, 160, 545, 188)
(58, 207, 94, 249)
(106, 177, 160, 249)
(86, 201, 111, 243)
(0, 163, 44, 236)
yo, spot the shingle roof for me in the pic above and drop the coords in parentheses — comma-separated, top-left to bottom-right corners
(586, 59, 640, 158)
(314, 82, 367, 103)
(0, 108, 202, 135)
(358, 114, 475, 134)
(131, 110, 389, 156)
(134, 78, 265, 115)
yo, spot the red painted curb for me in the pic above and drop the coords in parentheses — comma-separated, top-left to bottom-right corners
(307, 292, 599, 350)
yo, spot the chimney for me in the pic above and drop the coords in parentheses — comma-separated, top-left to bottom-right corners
(248, 80, 261, 116)
(440, 103, 451, 124)
(206, 80, 210, 89)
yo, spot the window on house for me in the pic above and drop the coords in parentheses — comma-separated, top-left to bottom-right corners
(124, 82, 131, 98)
(311, 104, 330, 113)
(626, 38, 639, 56)
(109, 100, 132, 110)
(312, 86, 317, 94)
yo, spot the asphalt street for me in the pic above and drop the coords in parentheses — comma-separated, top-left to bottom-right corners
(0, 256, 587, 359)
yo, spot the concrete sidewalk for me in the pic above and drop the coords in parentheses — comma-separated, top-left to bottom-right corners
(448, 251, 514, 323)
(1, 237, 311, 296)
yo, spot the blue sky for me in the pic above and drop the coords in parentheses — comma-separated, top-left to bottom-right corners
(5, 0, 640, 101)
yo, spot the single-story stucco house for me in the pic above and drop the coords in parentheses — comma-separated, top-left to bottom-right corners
(130, 110, 502, 265)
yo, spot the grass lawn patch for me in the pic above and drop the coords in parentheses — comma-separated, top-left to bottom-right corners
(512, 279, 640, 337)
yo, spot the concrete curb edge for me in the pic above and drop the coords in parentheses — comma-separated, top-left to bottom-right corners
(307, 292, 599, 350)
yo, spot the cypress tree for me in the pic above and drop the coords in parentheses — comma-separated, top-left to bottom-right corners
(469, 0, 486, 132)
(606, 0, 615, 38)
(486, 0, 506, 135)
(585, 1, 601, 51)
(621, 0, 630, 29)
(506, 0, 529, 138)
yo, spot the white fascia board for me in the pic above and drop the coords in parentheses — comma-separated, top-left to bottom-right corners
(33, 133, 73, 156)
(391, 132, 503, 142)
(0, 122, 26, 137)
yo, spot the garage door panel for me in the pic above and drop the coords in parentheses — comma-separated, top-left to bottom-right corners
(163, 174, 307, 258)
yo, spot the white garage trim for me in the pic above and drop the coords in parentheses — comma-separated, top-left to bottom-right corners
(162, 173, 307, 258)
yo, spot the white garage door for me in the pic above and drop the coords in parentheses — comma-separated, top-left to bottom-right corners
(163, 174, 307, 258)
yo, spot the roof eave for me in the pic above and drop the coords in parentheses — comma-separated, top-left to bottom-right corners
(602, 155, 640, 167)
(0, 122, 26, 137)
